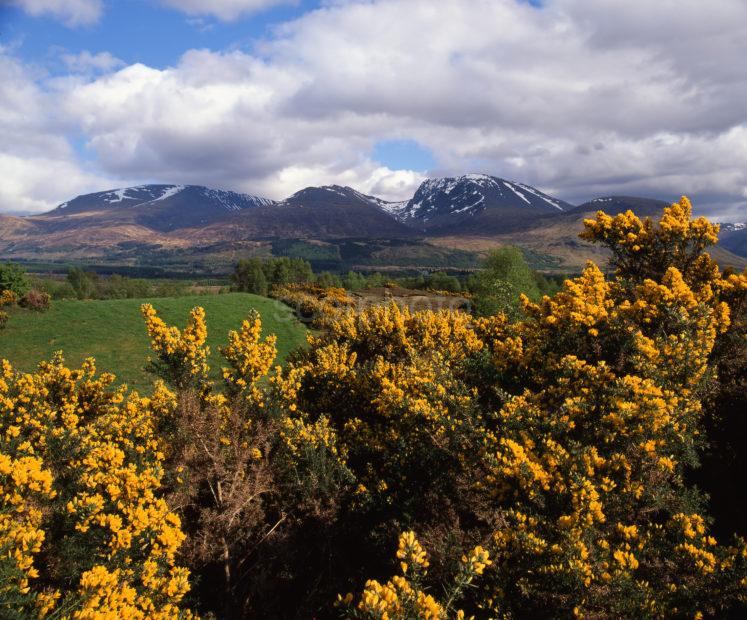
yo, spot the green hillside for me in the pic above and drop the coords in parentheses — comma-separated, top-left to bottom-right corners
(0, 293, 306, 393)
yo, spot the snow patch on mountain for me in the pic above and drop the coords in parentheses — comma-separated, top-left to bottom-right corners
(150, 185, 185, 203)
(105, 188, 139, 203)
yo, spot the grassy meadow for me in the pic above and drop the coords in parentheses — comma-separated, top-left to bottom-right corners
(0, 293, 306, 392)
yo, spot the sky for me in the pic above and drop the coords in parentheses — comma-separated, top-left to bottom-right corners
(0, 0, 746, 221)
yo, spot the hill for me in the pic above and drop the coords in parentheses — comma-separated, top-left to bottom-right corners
(1, 293, 306, 392)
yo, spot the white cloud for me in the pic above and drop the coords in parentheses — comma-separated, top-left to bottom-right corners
(2, 0, 747, 219)
(61, 50, 124, 73)
(159, 0, 297, 21)
(0, 153, 113, 213)
(0, 51, 115, 213)
(8, 0, 103, 26)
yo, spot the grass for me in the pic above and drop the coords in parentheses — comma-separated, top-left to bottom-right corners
(1, 293, 307, 393)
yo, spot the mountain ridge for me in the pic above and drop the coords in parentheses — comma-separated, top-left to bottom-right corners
(2, 179, 745, 269)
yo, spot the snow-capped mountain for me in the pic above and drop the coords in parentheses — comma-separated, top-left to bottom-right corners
(54, 184, 274, 214)
(49, 184, 275, 232)
(719, 222, 747, 258)
(395, 174, 572, 232)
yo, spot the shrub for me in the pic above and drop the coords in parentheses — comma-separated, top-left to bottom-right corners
(18, 290, 51, 311)
(0, 263, 29, 297)
(0, 311, 7, 330)
(67, 266, 96, 299)
(0, 355, 191, 617)
(275, 198, 747, 617)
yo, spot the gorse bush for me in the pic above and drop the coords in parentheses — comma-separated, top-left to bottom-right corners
(0, 290, 15, 330)
(1, 197, 746, 618)
(0, 356, 191, 618)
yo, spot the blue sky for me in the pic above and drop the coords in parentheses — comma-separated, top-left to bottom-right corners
(0, 0, 746, 220)
(1, 1, 318, 70)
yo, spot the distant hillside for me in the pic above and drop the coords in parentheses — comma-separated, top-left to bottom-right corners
(186, 185, 414, 241)
(1, 181, 744, 273)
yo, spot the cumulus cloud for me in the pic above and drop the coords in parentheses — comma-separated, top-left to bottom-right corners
(2, 0, 747, 219)
(7, 0, 102, 26)
(0, 50, 114, 213)
(61, 50, 124, 73)
(159, 0, 297, 21)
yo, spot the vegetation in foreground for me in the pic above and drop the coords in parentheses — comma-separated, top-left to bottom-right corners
(1, 198, 746, 618)
(0, 293, 306, 392)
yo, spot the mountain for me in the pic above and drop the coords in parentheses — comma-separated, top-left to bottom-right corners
(48, 185, 275, 232)
(396, 174, 572, 233)
(719, 223, 747, 258)
(186, 185, 414, 242)
(1, 180, 744, 273)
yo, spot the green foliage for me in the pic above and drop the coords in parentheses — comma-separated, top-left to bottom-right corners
(58, 268, 183, 300)
(0, 263, 30, 297)
(67, 267, 95, 299)
(343, 270, 368, 290)
(316, 271, 343, 288)
(468, 246, 541, 317)
(397, 271, 462, 293)
(232, 257, 314, 294)
(232, 258, 269, 296)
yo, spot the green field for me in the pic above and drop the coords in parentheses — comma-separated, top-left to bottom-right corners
(0, 293, 306, 393)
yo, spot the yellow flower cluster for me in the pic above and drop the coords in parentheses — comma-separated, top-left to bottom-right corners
(397, 530, 429, 574)
(272, 283, 356, 327)
(274, 302, 483, 499)
(220, 311, 277, 399)
(287, 196, 747, 617)
(141, 303, 209, 388)
(0, 452, 55, 604)
(0, 354, 191, 618)
(0, 289, 16, 307)
(341, 531, 485, 620)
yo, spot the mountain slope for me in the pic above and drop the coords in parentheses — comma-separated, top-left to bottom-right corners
(189, 185, 413, 241)
(719, 223, 747, 258)
(398, 174, 572, 233)
(46, 185, 275, 232)
(2, 180, 744, 272)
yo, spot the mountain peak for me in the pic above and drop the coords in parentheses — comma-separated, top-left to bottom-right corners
(395, 174, 570, 232)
